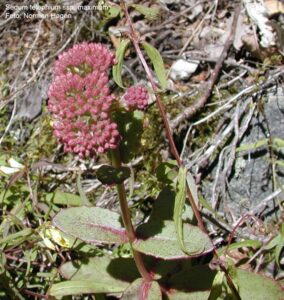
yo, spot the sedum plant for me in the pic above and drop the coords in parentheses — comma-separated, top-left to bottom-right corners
(47, 41, 214, 298)
(46, 5, 283, 299)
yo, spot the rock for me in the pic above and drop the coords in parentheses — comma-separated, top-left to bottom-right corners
(225, 87, 284, 217)
(15, 79, 49, 120)
(170, 59, 199, 81)
(244, 0, 276, 48)
(202, 87, 284, 218)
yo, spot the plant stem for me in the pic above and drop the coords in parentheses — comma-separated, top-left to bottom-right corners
(110, 149, 153, 282)
(119, 2, 241, 298)
(119, 0, 205, 231)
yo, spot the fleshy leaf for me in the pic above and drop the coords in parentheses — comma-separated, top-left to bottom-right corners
(133, 220, 213, 259)
(48, 280, 122, 297)
(167, 290, 209, 300)
(113, 39, 130, 88)
(50, 256, 140, 297)
(174, 167, 189, 255)
(142, 41, 167, 90)
(96, 165, 130, 185)
(236, 269, 283, 299)
(53, 207, 128, 245)
(168, 264, 283, 300)
(121, 278, 162, 300)
(60, 256, 139, 283)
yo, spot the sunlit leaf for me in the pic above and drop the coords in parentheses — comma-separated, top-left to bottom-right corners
(208, 271, 225, 300)
(174, 167, 189, 255)
(275, 223, 284, 267)
(48, 280, 122, 297)
(121, 278, 162, 300)
(60, 256, 139, 284)
(236, 139, 268, 152)
(134, 220, 213, 259)
(113, 39, 130, 88)
(53, 207, 128, 245)
(142, 42, 167, 90)
(218, 240, 262, 255)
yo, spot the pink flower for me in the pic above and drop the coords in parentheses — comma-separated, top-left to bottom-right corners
(48, 71, 120, 157)
(54, 42, 116, 77)
(122, 85, 149, 111)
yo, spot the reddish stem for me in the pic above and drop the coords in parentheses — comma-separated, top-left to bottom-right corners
(119, 2, 241, 299)
(120, 0, 205, 231)
(111, 149, 153, 282)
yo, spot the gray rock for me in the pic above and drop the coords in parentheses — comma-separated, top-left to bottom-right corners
(202, 87, 284, 218)
(228, 87, 284, 217)
(15, 78, 49, 120)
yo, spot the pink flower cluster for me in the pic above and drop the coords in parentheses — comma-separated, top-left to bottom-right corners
(48, 43, 120, 157)
(122, 85, 149, 111)
(54, 42, 116, 77)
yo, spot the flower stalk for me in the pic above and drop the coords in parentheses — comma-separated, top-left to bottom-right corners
(110, 148, 153, 282)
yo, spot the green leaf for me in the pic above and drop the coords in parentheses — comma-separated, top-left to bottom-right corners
(236, 139, 268, 152)
(112, 39, 130, 88)
(167, 290, 209, 300)
(96, 165, 130, 185)
(156, 160, 178, 184)
(168, 264, 216, 291)
(46, 191, 84, 206)
(275, 160, 284, 167)
(186, 171, 199, 205)
(218, 240, 262, 255)
(55, 256, 140, 297)
(0, 228, 33, 246)
(174, 167, 189, 255)
(208, 271, 225, 300)
(48, 280, 121, 297)
(168, 265, 283, 300)
(133, 220, 213, 259)
(76, 174, 91, 206)
(103, 5, 121, 20)
(60, 256, 139, 284)
(264, 234, 281, 251)
(275, 223, 284, 267)
(141, 41, 167, 90)
(53, 207, 128, 245)
(99, 4, 122, 27)
(131, 4, 160, 20)
(121, 278, 162, 300)
(236, 269, 283, 300)
(149, 187, 194, 223)
(113, 110, 144, 163)
(273, 137, 284, 149)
